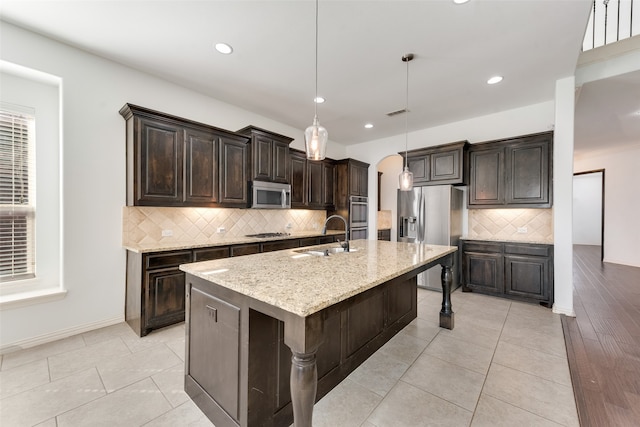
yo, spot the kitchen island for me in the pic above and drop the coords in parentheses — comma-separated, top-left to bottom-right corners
(180, 240, 457, 427)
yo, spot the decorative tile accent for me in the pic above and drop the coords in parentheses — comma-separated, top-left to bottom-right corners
(468, 209, 553, 243)
(122, 207, 327, 247)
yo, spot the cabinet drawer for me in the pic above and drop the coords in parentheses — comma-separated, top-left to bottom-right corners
(318, 235, 337, 244)
(193, 246, 230, 262)
(261, 239, 299, 252)
(230, 243, 261, 257)
(504, 244, 551, 257)
(461, 241, 503, 254)
(145, 250, 193, 270)
(299, 237, 319, 247)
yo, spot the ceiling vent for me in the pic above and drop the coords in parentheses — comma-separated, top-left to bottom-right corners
(386, 108, 408, 117)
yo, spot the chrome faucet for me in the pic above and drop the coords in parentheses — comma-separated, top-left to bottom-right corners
(321, 214, 349, 252)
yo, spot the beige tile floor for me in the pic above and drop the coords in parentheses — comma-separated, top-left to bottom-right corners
(0, 288, 579, 427)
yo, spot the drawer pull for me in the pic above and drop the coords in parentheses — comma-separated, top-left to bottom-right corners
(206, 305, 218, 322)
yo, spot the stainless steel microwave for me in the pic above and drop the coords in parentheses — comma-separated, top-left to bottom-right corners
(250, 181, 291, 209)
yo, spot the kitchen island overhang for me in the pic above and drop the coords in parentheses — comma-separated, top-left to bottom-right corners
(180, 240, 457, 427)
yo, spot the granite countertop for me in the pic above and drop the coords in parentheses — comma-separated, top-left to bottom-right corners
(180, 240, 456, 317)
(124, 230, 345, 253)
(461, 236, 554, 245)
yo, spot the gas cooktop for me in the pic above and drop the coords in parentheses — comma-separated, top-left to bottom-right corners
(244, 232, 291, 238)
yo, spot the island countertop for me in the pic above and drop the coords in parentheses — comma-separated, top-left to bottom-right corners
(180, 240, 456, 318)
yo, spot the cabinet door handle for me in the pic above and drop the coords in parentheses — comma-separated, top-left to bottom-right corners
(206, 305, 218, 322)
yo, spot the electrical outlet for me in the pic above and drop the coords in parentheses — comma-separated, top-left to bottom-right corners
(161, 229, 173, 237)
(217, 226, 226, 233)
(285, 223, 292, 229)
(517, 227, 528, 234)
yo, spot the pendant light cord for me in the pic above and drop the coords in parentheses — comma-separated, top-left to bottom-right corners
(314, 0, 319, 119)
(404, 55, 409, 168)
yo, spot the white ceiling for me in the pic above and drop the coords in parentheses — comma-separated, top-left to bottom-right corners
(2, 0, 635, 152)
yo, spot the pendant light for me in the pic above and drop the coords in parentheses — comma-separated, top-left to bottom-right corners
(398, 53, 414, 191)
(304, 0, 328, 161)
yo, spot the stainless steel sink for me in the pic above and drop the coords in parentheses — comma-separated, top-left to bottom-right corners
(295, 247, 358, 257)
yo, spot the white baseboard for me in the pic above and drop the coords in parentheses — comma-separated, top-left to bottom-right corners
(552, 304, 576, 317)
(0, 315, 125, 355)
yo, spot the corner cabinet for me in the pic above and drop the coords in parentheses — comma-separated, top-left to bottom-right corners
(120, 104, 249, 208)
(461, 239, 554, 307)
(237, 126, 293, 184)
(399, 140, 469, 186)
(468, 131, 552, 208)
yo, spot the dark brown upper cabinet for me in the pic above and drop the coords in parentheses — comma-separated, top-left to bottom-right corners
(237, 126, 293, 184)
(219, 136, 249, 206)
(336, 158, 369, 200)
(289, 148, 336, 210)
(290, 148, 308, 208)
(468, 131, 552, 208)
(399, 140, 468, 186)
(120, 104, 250, 208)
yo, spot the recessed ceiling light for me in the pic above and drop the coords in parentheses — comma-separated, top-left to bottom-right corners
(453, 0, 470, 4)
(487, 75, 503, 85)
(314, 96, 325, 104)
(364, 123, 374, 129)
(215, 43, 233, 54)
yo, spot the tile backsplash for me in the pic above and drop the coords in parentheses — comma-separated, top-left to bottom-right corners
(468, 208, 554, 243)
(123, 207, 327, 247)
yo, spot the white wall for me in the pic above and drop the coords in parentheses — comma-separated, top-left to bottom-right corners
(573, 172, 603, 245)
(575, 146, 640, 267)
(377, 155, 403, 241)
(0, 22, 347, 349)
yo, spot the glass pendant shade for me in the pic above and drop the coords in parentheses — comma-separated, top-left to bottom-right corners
(399, 166, 414, 191)
(304, 116, 328, 160)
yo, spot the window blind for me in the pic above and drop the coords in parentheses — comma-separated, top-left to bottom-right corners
(0, 108, 36, 282)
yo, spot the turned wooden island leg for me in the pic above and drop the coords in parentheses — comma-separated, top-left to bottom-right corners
(290, 351, 318, 427)
(440, 262, 455, 330)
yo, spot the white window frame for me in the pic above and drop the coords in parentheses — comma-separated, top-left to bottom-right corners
(0, 61, 66, 309)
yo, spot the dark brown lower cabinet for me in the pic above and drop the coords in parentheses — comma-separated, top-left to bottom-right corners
(377, 229, 391, 241)
(461, 239, 553, 307)
(126, 235, 340, 336)
(185, 272, 417, 427)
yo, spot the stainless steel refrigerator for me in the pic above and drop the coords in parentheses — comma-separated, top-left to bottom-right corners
(397, 186, 463, 291)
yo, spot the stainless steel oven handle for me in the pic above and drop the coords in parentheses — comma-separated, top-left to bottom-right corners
(282, 189, 286, 208)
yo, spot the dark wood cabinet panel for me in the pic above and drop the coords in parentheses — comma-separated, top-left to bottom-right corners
(407, 155, 429, 183)
(307, 160, 324, 208)
(464, 251, 504, 293)
(377, 229, 391, 241)
(136, 116, 183, 205)
(146, 267, 187, 329)
(400, 141, 468, 186)
(505, 140, 550, 206)
(431, 148, 462, 182)
(468, 148, 504, 206)
(322, 161, 336, 208)
(349, 162, 369, 197)
(230, 243, 261, 257)
(290, 149, 308, 207)
(187, 285, 241, 422)
(468, 131, 553, 208)
(193, 246, 230, 262)
(184, 127, 218, 205)
(461, 240, 553, 306)
(505, 255, 549, 301)
(219, 136, 248, 206)
(238, 126, 293, 184)
(261, 239, 299, 252)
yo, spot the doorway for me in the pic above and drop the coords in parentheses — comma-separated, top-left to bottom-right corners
(573, 169, 605, 261)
